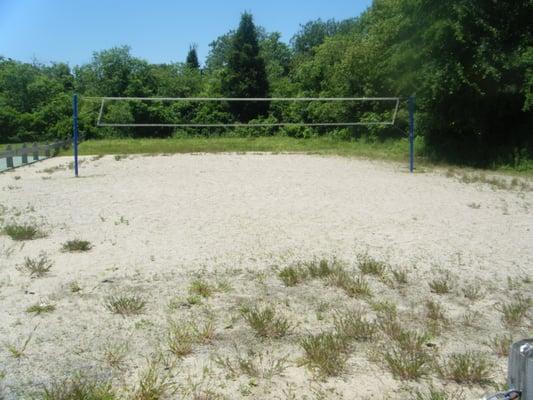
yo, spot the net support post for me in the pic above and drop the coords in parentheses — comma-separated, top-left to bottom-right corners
(73, 93, 79, 177)
(408, 96, 415, 173)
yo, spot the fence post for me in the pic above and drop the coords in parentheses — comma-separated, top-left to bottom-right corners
(6, 145, 13, 169)
(45, 144, 51, 158)
(21, 144, 28, 164)
(408, 96, 415, 173)
(32, 142, 39, 161)
(73, 93, 79, 177)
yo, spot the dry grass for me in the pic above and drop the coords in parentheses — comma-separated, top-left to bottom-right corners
(462, 283, 484, 301)
(216, 348, 289, 379)
(17, 252, 53, 277)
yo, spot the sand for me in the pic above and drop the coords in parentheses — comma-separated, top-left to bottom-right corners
(0, 153, 532, 399)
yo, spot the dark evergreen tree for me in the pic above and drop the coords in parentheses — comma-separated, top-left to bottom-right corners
(186, 45, 200, 70)
(221, 12, 270, 122)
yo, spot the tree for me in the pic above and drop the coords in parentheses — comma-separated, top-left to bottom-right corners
(186, 45, 200, 69)
(221, 12, 270, 122)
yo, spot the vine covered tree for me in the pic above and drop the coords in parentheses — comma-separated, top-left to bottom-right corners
(221, 12, 270, 122)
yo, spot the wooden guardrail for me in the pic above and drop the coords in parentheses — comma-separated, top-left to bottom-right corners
(0, 139, 71, 170)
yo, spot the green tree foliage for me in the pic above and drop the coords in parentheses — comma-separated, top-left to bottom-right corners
(221, 12, 270, 122)
(186, 45, 200, 69)
(0, 5, 531, 167)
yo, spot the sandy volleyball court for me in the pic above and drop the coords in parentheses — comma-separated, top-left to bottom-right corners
(0, 154, 532, 399)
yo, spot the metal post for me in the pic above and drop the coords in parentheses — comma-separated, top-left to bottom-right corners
(73, 94, 79, 177)
(408, 96, 415, 173)
(21, 144, 28, 164)
(6, 145, 13, 169)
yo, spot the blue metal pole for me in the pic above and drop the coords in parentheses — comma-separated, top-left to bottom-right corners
(73, 94, 79, 177)
(408, 96, 415, 173)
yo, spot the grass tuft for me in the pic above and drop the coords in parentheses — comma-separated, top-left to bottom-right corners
(39, 376, 117, 400)
(498, 295, 530, 326)
(2, 223, 46, 241)
(486, 334, 513, 357)
(167, 322, 195, 358)
(215, 348, 289, 379)
(328, 270, 372, 298)
(131, 357, 175, 400)
(379, 327, 431, 380)
(299, 332, 349, 376)
(240, 305, 291, 339)
(26, 301, 56, 315)
(189, 278, 214, 298)
(358, 255, 388, 279)
(18, 252, 53, 277)
(333, 309, 376, 342)
(439, 351, 493, 384)
(61, 239, 93, 252)
(462, 283, 483, 301)
(278, 265, 306, 287)
(429, 274, 452, 294)
(105, 294, 146, 316)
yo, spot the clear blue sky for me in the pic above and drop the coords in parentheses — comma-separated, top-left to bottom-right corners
(0, 0, 372, 67)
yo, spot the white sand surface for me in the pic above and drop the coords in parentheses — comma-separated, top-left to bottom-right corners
(0, 154, 532, 399)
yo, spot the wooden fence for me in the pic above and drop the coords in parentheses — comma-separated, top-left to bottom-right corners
(0, 139, 71, 171)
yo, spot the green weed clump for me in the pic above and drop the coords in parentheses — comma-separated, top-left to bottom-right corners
(2, 223, 46, 241)
(278, 265, 307, 287)
(381, 329, 432, 380)
(61, 239, 93, 252)
(358, 255, 388, 279)
(39, 376, 117, 400)
(486, 334, 513, 357)
(215, 349, 289, 379)
(439, 352, 493, 384)
(499, 295, 531, 326)
(429, 275, 452, 294)
(26, 301, 56, 315)
(105, 294, 146, 316)
(188, 278, 214, 298)
(328, 270, 372, 298)
(241, 305, 291, 339)
(333, 309, 376, 342)
(300, 332, 350, 376)
(278, 259, 338, 286)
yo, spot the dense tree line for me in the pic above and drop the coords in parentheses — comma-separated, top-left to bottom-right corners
(1, 1, 531, 167)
